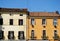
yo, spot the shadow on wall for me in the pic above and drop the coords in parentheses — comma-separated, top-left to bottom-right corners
(0, 14, 4, 39)
(0, 14, 3, 30)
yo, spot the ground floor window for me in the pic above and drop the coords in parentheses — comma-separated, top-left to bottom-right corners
(43, 30, 46, 37)
(0, 30, 4, 39)
(8, 31, 14, 39)
(31, 30, 34, 38)
(18, 31, 25, 40)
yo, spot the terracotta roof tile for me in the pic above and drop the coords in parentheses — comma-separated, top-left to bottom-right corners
(30, 12, 60, 17)
(0, 8, 27, 12)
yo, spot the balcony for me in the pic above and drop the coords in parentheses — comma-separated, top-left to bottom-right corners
(30, 36, 37, 40)
(29, 36, 49, 41)
(41, 36, 48, 40)
(0, 40, 26, 41)
(18, 36, 25, 40)
(28, 39, 49, 41)
(53, 35, 59, 40)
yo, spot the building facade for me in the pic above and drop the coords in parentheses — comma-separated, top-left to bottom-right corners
(0, 8, 28, 40)
(27, 12, 60, 41)
(0, 8, 60, 41)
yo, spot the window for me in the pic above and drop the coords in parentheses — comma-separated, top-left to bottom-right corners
(31, 18, 35, 25)
(54, 30, 59, 40)
(0, 31, 4, 39)
(0, 18, 3, 25)
(10, 14, 12, 16)
(54, 30, 57, 36)
(20, 14, 23, 16)
(19, 19, 23, 25)
(18, 31, 25, 39)
(53, 19, 57, 26)
(10, 13, 13, 16)
(8, 31, 14, 39)
(0, 13, 1, 16)
(43, 30, 46, 37)
(10, 19, 13, 25)
(31, 30, 34, 38)
(42, 19, 46, 25)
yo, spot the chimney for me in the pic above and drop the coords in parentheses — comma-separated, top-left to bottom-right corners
(56, 11, 59, 14)
(27, 11, 29, 16)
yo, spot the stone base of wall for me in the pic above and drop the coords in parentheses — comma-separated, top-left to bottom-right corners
(0, 40, 26, 41)
(28, 40, 49, 41)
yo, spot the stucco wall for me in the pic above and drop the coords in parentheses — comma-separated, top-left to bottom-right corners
(27, 17, 60, 41)
(0, 12, 27, 40)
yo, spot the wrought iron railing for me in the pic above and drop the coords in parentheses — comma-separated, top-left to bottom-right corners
(41, 36, 48, 40)
(28, 39, 49, 41)
(53, 35, 59, 40)
(30, 36, 37, 40)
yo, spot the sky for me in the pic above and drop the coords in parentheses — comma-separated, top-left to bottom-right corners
(0, 0, 60, 12)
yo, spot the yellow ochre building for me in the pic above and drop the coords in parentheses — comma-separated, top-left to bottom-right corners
(0, 8, 60, 41)
(27, 12, 60, 41)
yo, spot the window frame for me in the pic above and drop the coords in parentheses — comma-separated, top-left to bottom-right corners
(54, 30, 57, 36)
(19, 19, 23, 25)
(20, 13, 23, 16)
(18, 31, 25, 39)
(8, 31, 14, 39)
(31, 18, 35, 25)
(43, 30, 46, 37)
(42, 18, 46, 25)
(10, 19, 13, 25)
(53, 18, 57, 26)
(31, 30, 34, 37)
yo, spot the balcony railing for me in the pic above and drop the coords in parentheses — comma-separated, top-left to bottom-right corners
(28, 39, 49, 41)
(41, 36, 48, 40)
(53, 35, 59, 40)
(18, 36, 25, 40)
(30, 36, 37, 40)
(8, 35, 15, 39)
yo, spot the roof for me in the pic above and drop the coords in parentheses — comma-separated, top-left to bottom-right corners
(0, 8, 28, 12)
(29, 12, 60, 17)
